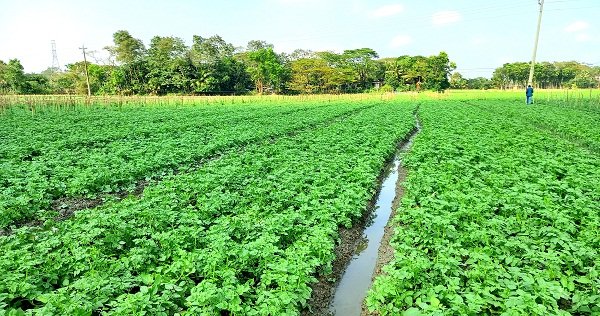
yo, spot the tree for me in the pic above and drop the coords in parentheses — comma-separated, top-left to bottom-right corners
(341, 48, 380, 91)
(190, 35, 234, 65)
(289, 57, 334, 93)
(570, 71, 597, 88)
(59, 62, 90, 94)
(146, 36, 189, 94)
(2, 59, 28, 94)
(246, 40, 273, 52)
(533, 62, 557, 89)
(403, 55, 428, 88)
(244, 41, 288, 94)
(0, 60, 8, 93)
(288, 49, 314, 61)
(450, 72, 467, 89)
(43, 62, 114, 95)
(105, 30, 146, 64)
(380, 57, 402, 90)
(188, 35, 249, 94)
(505, 62, 529, 87)
(423, 52, 454, 92)
(593, 66, 600, 89)
(315, 51, 354, 92)
(466, 77, 492, 90)
(381, 55, 422, 91)
(104, 30, 148, 94)
(491, 61, 596, 89)
(556, 61, 583, 88)
(22, 74, 50, 94)
(491, 65, 510, 89)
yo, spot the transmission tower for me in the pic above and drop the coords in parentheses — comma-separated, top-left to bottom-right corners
(51, 40, 61, 72)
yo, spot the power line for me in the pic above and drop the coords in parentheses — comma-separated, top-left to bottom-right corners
(270, 2, 535, 44)
(545, 5, 600, 12)
(268, 0, 592, 47)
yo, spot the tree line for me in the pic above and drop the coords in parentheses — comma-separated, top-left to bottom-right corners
(451, 61, 600, 90)
(3, 31, 597, 95)
(0, 31, 454, 95)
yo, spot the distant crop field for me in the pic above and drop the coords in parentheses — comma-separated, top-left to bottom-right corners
(1, 93, 598, 315)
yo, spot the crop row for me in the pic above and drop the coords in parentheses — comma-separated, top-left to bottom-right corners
(0, 100, 369, 229)
(0, 101, 416, 315)
(467, 100, 600, 154)
(366, 100, 600, 315)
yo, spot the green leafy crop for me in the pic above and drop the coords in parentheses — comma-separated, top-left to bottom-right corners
(0, 100, 371, 229)
(367, 100, 600, 315)
(0, 100, 416, 315)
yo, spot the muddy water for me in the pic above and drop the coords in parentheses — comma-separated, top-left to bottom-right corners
(329, 122, 420, 316)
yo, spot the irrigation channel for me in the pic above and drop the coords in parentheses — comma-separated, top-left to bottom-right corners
(329, 116, 421, 316)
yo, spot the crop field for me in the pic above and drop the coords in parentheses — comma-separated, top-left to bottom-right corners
(1, 93, 599, 315)
(0, 97, 416, 315)
(367, 98, 600, 315)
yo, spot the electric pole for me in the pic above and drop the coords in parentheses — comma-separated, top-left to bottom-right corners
(79, 45, 92, 97)
(527, 0, 544, 86)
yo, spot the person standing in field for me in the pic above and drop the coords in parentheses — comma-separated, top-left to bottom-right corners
(526, 85, 534, 104)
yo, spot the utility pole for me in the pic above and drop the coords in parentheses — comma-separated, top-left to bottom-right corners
(79, 45, 91, 97)
(527, 0, 544, 86)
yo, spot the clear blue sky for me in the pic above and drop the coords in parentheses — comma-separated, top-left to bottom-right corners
(1, 0, 599, 78)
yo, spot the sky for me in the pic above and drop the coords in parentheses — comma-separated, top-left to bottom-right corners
(1, 0, 599, 78)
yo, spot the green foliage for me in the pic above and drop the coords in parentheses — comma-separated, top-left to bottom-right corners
(449, 72, 467, 89)
(2, 29, 461, 95)
(380, 53, 454, 92)
(245, 45, 289, 94)
(105, 30, 146, 64)
(0, 99, 417, 315)
(189, 35, 250, 94)
(492, 61, 599, 89)
(422, 52, 453, 92)
(289, 58, 334, 93)
(0, 101, 375, 229)
(465, 77, 492, 90)
(145, 36, 190, 95)
(367, 100, 600, 315)
(341, 48, 380, 91)
(0, 59, 27, 94)
(569, 71, 598, 89)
